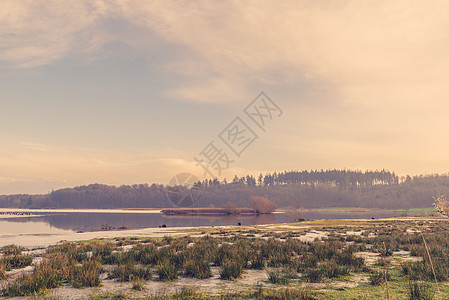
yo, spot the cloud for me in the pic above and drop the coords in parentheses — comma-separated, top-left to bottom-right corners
(0, 139, 269, 194)
(3, 1, 449, 103)
(0, 141, 195, 191)
(0, 0, 109, 67)
(2, 1, 449, 183)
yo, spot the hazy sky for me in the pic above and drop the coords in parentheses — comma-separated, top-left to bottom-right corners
(1, 1, 449, 194)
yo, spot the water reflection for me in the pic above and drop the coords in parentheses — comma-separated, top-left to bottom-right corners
(0, 209, 402, 235)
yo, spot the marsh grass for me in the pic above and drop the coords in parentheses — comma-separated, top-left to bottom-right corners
(1, 244, 24, 256)
(184, 258, 212, 279)
(407, 281, 434, 300)
(72, 258, 102, 288)
(304, 268, 323, 283)
(320, 260, 350, 278)
(2, 253, 72, 296)
(3, 218, 449, 298)
(267, 267, 297, 284)
(254, 286, 315, 300)
(0, 264, 5, 280)
(250, 253, 265, 270)
(369, 271, 391, 286)
(109, 263, 152, 282)
(220, 259, 244, 280)
(131, 278, 146, 291)
(1, 254, 33, 271)
(157, 259, 178, 281)
(132, 243, 158, 265)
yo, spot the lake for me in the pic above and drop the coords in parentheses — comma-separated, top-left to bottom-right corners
(0, 208, 405, 239)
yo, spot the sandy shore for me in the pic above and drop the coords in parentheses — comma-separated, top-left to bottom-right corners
(0, 208, 161, 214)
(0, 226, 196, 248)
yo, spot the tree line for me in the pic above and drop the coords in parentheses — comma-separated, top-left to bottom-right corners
(0, 170, 447, 209)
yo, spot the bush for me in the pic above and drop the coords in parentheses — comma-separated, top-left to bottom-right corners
(267, 267, 296, 285)
(335, 250, 364, 270)
(89, 242, 115, 264)
(320, 260, 349, 278)
(1, 245, 23, 256)
(304, 268, 323, 283)
(2, 254, 72, 296)
(267, 252, 291, 267)
(250, 254, 265, 270)
(157, 259, 178, 281)
(0, 264, 5, 280)
(1, 254, 33, 271)
(2, 273, 49, 296)
(403, 260, 448, 282)
(369, 271, 390, 286)
(72, 259, 102, 288)
(133, 244, 158, 265)
(254, 287, 316, 299)
(250, 196, 276, 214)
(109, 263, 152, 282)
(220, 260, 243, 280)
(132, 278, 146, 291)
(184, 258, 212, 279)
(296, 255, 318, 272)
(408, 282, 434, 300)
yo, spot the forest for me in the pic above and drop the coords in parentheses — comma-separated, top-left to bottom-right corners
(0, 169, 447, 209)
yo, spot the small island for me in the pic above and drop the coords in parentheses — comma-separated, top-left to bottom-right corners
(162, 196, 276, 216)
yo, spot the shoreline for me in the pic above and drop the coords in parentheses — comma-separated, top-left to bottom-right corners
(1, 215, 443, 249)
(0, 208, 162, 214)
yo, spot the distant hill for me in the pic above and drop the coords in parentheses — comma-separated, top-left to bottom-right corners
(0, 170, 447, 209)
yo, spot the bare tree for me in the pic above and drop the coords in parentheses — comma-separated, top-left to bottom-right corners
(224, 201, 237, 214)
(250, 196, 276, 214)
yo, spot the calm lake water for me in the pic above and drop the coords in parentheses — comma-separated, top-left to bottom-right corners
(0, 208, 403, 238)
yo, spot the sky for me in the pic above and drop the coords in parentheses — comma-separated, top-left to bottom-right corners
(1, 0, 449, 194)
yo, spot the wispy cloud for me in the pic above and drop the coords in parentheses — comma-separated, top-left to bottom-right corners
(3, 1, 449, 104)
(2, 1, 449, 192)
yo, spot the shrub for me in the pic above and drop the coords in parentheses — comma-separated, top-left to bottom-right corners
(133, 243, 158, 265)
(157, 259, 178, 281)
(310, 241, 339, 260)
(220, 260, 243, 280)
(89, 242, 115, 263)
(1, 254, 33, 271)
(109, 263, 152, 282)
(320, 260, 349, 278)
(2, 273, 49, 296)
(132, 278, 146, 291)
(0, 264, 5, 280)
(213, 243, 232, 266)
(403, 260, 448, 282)
(335, 250, 364, 270)
(408, 282, 434, 300)
(296, 255, 318, 272)
(184, 258, 212, 279)
(267, 252, 291, 267)
(250, 253, 265, 270)
(304, 268, 323, 283)
(72, 259, 102, 288)
(255, 287, 316, 299)
(369, 271, 390, 286)
(267, 267, 296, 285)
(1, 254, 72, 296)
(250, 196, 276, 214)
(1, 245, 23, 256)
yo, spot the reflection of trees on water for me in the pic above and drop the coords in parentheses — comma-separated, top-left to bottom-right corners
(4, 213, 283, 232)
(3, 210, 398, 232)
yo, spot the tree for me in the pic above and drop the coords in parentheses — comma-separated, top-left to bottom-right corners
(434, 195, 449, 217)
(224, 201, 237, 214)
(250, 196, 276, 214)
